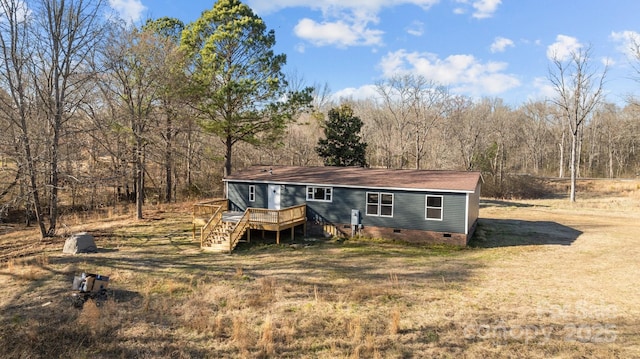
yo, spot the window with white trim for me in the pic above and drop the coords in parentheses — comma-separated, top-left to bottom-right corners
(306, 186, 332, 202)
(248, 185, 255, 202)
(366, 192, 393, 217)
(425, 195, 443, 220)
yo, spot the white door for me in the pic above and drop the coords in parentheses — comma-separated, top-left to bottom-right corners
(268, 184, 281, 210)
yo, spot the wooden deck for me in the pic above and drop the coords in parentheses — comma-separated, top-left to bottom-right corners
(193, 199, 307, 253)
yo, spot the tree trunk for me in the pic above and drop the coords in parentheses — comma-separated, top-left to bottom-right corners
(224, 135, 233, 176)
(47, 122, 60, 236)
(570, 131, 577, 202)
(558, 131, 565, 178)
(22, 135, 47, 238)
(187, 128, 192, 187)
(136, 135, 144, 220)
(608, 149, 614, 178)
(164, 116, 173, 203)
(577, 125, 583, 179)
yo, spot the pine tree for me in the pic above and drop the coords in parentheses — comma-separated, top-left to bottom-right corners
(181, 0, 312, 176)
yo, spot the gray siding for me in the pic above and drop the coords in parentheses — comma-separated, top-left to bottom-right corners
(228, 182, 268, 211)
(226, 181, 471, 234)
(281, 185, 306, 208)
(466, 182, 481, 234)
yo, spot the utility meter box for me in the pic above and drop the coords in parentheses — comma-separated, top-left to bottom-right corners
(351, 209, 360, 226)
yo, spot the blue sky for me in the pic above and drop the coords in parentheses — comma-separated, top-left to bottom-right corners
(110, 0, 640, 107)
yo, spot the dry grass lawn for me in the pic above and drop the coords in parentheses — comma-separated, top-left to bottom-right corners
(0, 179, 639, 358)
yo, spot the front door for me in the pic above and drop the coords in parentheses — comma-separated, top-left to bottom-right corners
(268, 184, 281, 210)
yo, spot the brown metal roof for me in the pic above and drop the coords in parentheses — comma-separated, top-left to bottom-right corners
(224, 166, 481, 193)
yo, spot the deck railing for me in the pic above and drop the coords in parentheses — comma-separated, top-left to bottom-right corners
(229, 209, 251, 253)
(193, 199, 228, 217)
(248, 204, 306, 225)
(278, 204, 306, 225)
(201, 205, 224, 247)
(193, 199, 228, 243)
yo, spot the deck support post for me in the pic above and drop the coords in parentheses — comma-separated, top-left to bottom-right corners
(276, 230, 280, 244)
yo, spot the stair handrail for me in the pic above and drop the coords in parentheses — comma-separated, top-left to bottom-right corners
(201, 205, 224, 248)
(228, 208, 251, 253)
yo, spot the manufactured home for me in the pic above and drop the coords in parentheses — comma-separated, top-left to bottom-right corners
(215, 165, 481, 248)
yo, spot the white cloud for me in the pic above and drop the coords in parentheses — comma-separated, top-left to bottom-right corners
(332, 84, 380, 101)
(471, 0, 501, 19)
(295, 43, 306, 53)
(453, 7, 466, 15)
(379, 49, 520, 96)
(452, 0, 501, 19)
(490, 37, 514, 53)
(406, 21, 425, 36)
(250, 0, 441, 49)
(294, 17, 383, 47)
(610, 30, 640, 58)
(601, 56, 614, 67)
(248, 0, 440, 15)
(249, 0, 502, 50)
(109, 0, 145, 23)
(532, 76, 555, 100)
(546, 35, 582, 61)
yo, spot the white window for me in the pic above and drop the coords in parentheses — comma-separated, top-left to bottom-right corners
(248, 185, 255, 202)
(366, 192, 393, 217)
(306, 186, 332, 202)
(425, 195, 443, 220)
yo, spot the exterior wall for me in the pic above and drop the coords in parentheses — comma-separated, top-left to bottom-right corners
(305, 186, 468, 234)
(466, 182, 481, 238)
(228, 183, 306, 211)
(228, 182, 268, 211)
(226, 181, 471, 235)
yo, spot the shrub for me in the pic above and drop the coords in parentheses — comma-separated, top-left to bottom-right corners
(482, 174, 551, 199)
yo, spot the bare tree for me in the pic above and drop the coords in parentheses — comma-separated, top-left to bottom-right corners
(520, 101, 554, 174)
(446, 95, 486, 171)
(375, 77, 412, 168)
(142, 17, 186, 203)
(0, 0, 48, 236)
(549, 46, 606, 202)
(101, 25, 167, 219)
(33, 0, 108, 235)
(407, 76, 449, 169)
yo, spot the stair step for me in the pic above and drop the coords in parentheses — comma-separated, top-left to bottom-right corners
(200, 214, 250, 253)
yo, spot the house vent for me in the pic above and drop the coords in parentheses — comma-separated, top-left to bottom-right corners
(443, 233, 451, 238)
(393, 229, 401, 233)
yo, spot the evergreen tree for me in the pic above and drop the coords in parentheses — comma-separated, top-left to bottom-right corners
(181, 0, 312, 176)
(316, 105, 368, 167)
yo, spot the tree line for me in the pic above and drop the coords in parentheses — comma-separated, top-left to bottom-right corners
(0, 0, 639, 238)
(0, 0, 311, 236)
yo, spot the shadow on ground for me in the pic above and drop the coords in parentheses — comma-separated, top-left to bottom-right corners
(480, 199, 538, 208)
(469, 218, 582, 247)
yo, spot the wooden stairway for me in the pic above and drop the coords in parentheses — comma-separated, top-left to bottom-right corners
(201, 221, 235, 252)
(201, 210, 251, 253)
